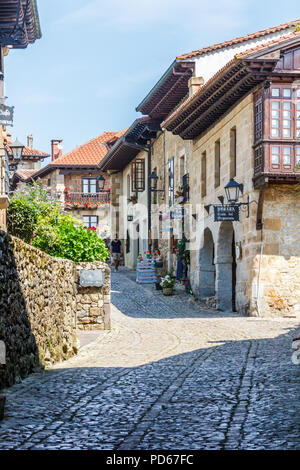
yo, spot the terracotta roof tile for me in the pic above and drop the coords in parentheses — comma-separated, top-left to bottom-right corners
(5, 144, 49, 158)
(163, 31, 300, 128)
(52, 130, 126, 166)
(14, 169, 38, 181)
(177, 19, 300, 59)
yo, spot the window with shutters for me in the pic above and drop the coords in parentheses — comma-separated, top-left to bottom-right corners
(82, 178, 98, 194)
(168, 158, 174, 206)
(131, 159, 145, 192)
(229, 127, 236, 178)
(254, 96, 263, 142)
(201, 151, 206, 198)
(214, 140, 220, 188)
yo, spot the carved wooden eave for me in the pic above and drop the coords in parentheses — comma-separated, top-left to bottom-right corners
(0, 0, 41, 48)
(163, 34, 300, 139)
(136, 60, 195, 119)
(99, 118, 160, 171)
(164, 60, 275, 140)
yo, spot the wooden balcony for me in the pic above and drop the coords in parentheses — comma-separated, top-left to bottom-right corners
(65, 191, 110, 209)
(253, 144, 300, 188)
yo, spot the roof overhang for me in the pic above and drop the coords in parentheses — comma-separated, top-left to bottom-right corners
(136, 60, 195, 119)
(163, 35, 300, 139)
(0, 0, 41, 49)
(99, 118, 160, 171)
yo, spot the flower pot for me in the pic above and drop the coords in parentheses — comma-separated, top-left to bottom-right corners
(163, 287, 173, 296)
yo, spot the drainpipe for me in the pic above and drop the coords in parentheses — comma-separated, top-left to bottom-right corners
(147, 144, 152, 251)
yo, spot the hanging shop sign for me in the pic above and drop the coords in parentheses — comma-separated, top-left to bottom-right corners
(214, 204, 239, 222)
(0, 105, 14, 126)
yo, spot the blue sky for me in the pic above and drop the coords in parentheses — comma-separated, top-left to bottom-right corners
(4, 0, 300, 160)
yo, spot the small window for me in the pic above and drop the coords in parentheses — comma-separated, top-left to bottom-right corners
(297, 89, 300, 98)
(271, 88, 280, 97)
(214, 140, 220, 188)
(283, 88, 291, 98)
(201, 151, 206, 197)
(82, 178, 98, 194)
(127, 174, 130, 199)
(229, 127, 236, 178)
(296, 147, 300, 166)
(296, 103, 300, 138)
(283, 147, 291, 166)
(131, 159, 145, 192)
(271, 146, 280, 167)
(82, 215, 98, 228)
(168, 158, 174, 206)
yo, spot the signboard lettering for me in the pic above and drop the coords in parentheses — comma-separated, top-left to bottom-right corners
(214, 204, 239, 222)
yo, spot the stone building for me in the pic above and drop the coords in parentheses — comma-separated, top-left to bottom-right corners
(163, 31, 300, 317)
(21, 131, 125, 240)
(102, 19, 300, 318)
(0, 0, 41, 230)
(108, 19, 300, 276)
(99, 118, 159, 268)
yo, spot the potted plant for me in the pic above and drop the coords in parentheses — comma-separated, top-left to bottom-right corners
(128, 193, 138, 204)
(175, 183, 184, 197)
(63, 187, 71, 197)
(160, 273, 175, 296)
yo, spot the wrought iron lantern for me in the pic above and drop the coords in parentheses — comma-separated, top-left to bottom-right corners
(224, 178, 243, 204)
(97, 174, 105, 191)
(10, 138, 24, 161)
(149, 170, 159, 191)
(149, 170, 164, 194)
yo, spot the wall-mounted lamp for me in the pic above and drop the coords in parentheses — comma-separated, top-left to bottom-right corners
(149, 170, 165, 193)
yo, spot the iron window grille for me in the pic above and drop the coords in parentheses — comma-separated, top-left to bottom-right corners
(131, 159, 145, 192)
(182, 173, 189, 202)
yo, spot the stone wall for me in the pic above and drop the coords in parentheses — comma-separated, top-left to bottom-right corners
(75, 261, 111, 330)
(0, 232, 79, 390)
(247, 185, 300, 318)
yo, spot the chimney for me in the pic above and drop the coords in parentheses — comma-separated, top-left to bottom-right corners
(51, 139, 63, 161)
(188, 76, 204, 97)
(27, 134, 33, 149)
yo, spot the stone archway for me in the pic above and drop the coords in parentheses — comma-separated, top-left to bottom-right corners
(215, 221, 236, 311)
(199, 228, 215, 298)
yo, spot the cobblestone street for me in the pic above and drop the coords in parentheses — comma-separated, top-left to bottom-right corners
(0, 269, 299, 450)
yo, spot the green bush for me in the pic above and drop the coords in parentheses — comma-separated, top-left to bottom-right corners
(7, 199, 40, 243)
(32, 220, 109, 263)
(8, 181, 109, 263)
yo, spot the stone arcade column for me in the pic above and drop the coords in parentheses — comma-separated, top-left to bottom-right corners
(215, 255, 233, 311)
(199, 264, 215, 298)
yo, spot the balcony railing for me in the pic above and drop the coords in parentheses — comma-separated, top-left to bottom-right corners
(64, 191, 110, 209)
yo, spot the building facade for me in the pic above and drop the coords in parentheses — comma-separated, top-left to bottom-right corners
(0, 0, 41, 230)
(163, 31, 300, 317)
(104, 19, 300, 318)
(22, 131, 124, 240)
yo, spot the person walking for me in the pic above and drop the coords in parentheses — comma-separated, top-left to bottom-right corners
(110, 234, 122, 272)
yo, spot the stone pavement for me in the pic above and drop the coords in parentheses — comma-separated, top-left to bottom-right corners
(0, 268, 299, 450)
